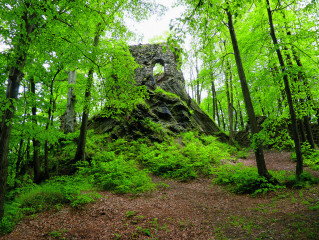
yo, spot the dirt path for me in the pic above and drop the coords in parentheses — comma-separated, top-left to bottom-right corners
(1, 151, 319, 240)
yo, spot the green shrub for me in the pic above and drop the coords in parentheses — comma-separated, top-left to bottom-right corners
(18, 175, 98, 214)
(291, 143, 319, 171)
(81, 131, 236, 182)
(87, 156, 155, 194)
(0, 202, 22, 235)
(1, 175, 99, 235)
(284, 172, 319, 188)
(212, 163, 285, 196)
(138, 132, 235, 181)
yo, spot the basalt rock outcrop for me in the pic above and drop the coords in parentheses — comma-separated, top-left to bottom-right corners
(89, 43, 229, 143)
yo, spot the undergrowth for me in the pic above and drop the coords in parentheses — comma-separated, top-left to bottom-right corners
(0, 175, 100, 235)
(93, 131, 236, 181)
(212, 163, 319, 196)
(80, 156, 155, 194)
(3, 130, 318, 236)
(212, 163, 285, 196)
(291, 143, 319, 171)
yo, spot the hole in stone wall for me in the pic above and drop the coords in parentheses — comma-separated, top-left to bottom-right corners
(153, 63, 164, 76)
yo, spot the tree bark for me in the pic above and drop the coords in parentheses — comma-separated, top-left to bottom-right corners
(266, 0, 303, 176)
(195, 56, 201, 104)
(226, 7, 270, 178)
(225, 59, 234, 139)
(65, 70, 77, 134)
(0, 11, 35, 218)
(74, 25, 101, 163)
(44, 69, 61, 179)
(30, 78, 41, 183)
(211, 79, 220, 126)
(218, 100, 226, 131)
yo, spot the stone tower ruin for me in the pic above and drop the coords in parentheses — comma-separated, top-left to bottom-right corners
(90, 43, 229, 143)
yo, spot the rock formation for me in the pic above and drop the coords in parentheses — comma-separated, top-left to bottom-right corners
(89, 43, 230, 143)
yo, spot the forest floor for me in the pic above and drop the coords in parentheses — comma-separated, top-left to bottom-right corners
(1, 151, 319, 240)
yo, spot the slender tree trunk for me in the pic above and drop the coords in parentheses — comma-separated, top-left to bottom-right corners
(218, 100, 226, 131)
(225, 59, 234, 139)
(285, 29, 316, 149)
(65, 70, 77, 134)
(233, 105, 238, 131)
(14, 138, 24, 186)
(297, 118, 306, 144)
(44, 69, 61, 179)
(195, 57, 201, 104)
(74, 24, 101, 163)
(211, 79, 220, 126)
(226, 8, 270, 178)
(73, 69, 94, 163)
(266, 0, 303, 176)
(30, 78, 41, 183)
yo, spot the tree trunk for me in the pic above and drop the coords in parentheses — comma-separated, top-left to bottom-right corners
(285, 30, 316, 149)
(14, 138, 24, 187)
(226, 8, 270, 178)
(0, 10, 35, 217)
(65, 70, 77, 134)
(74, 25, 101, 163)
(303, 115, 315, 149)
(195, 57, 201, 104)
(225, 59, 234, 139)
(0, 48, 30, 220)
(218, 100, 226, 131)
(30, 78, 41, 183)
(266, 0, 303, 176)
(44, 69, 61, 179)
(211, 80, 220, 126)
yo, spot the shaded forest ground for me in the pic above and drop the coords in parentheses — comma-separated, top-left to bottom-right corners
(1, 151, 318, 240)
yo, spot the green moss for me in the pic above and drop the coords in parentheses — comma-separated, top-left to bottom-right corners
(154, 87, 180, 100)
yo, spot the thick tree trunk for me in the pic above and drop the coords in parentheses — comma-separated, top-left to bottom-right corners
(266, 0, 303, 176)
(65, 70, 77, 134)
(0, 60, 29, 220)
(0, 10, 35, 217)
(226, 8, 270, 178)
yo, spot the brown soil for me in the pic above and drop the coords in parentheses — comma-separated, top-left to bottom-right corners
(1, 151, 319, 240)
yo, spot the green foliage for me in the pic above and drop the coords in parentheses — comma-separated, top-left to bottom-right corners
(260, 118, 294, 150)
(0, 202, 22, 235)
(154, 87, 181, 100)
(82, 131, 235, 183)
(84, 156, 155, 194)
(284, 172, 319, 189)
(49, 229, 68, 238)
(138, 132, 235, 181)
(236, 149, 250, 159)
(141, 117, 168, 140)
(0, 175, 99, 235)
(212, 163, 285, 196)
(17, 175, 99, 214)
(291, 143, 319, 171)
